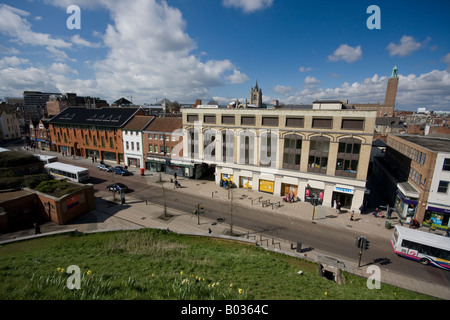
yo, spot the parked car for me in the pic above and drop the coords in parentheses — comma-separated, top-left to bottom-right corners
(113, 166, 130, 176)
(106, 183, 128, 193)
(97, 164, 113, 172)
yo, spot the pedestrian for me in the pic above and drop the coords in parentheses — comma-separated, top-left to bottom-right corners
(350, 210, 354, 221)
(336, 202, 342, 213)
(174, 172, 177, 180)
(359, 204, 364, 214)
(34, 222, 41, 235)
(174, 179, 178, 189)
(208, 228, 212, 234)
(92, 157, 94, 163)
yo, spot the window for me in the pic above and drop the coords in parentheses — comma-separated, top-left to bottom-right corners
(283, 134, 302, 170)
(110, 137, 114, 149)
(166, 146, 170, 154)
(262, 117, 279, 127)
(438, 181, 449, 193)
(85, 135, 89, 146)
(222, 116, 235, 125)
(341, 119, 364, 130)
(335, 138, 361, 178)
(285, 117, 304, 128)
(312, 118, 332, 129)
(126, 141, 129, 150)
(308, 136, 330, 174)
(101, 136, 105, 148)
(93, 136, 97, 147)
(149, 145, 153, 152)
(136, 142, 140, 151)
(241, 116, 255, 126)
(187, 115, 199, 123)
(155, 145, 159, 153)
(131, 142, 134, 150)
(443, 158, 450, 171)
(204, 115, 216, 124)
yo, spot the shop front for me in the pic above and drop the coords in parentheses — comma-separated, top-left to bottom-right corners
(281, 183, 298, 197)
(332, 186, 354, 209)
(423, 206, 450, 230)
(259, 179, 274, 194)
(240, 176, 253, 189)
(394, 182, 419, 220)
(305, 181, 324, 205)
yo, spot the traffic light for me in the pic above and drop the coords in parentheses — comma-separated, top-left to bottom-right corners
(364, 238, 370, 250)
(355, 236, 362, 248)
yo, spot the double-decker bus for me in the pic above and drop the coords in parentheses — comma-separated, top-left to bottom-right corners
(44, 162, 90, 183)
(391, 225, 450, 270)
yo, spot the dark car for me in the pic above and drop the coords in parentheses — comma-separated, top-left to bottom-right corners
(113, 166, 130, 176)
(97, 164, 113, 172)
(106, 183, 128, 193)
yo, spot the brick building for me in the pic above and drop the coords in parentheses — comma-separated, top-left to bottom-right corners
(142, 117, 184, 176)
(48, 107, 144, 164)
(372, 134, 450, 229)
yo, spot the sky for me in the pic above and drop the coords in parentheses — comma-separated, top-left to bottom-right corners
(0, 0, 449, 111)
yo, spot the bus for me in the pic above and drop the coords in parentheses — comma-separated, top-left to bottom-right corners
(391, 225, 450, 270)
(37, 155, 58, 164)
(44, 162, 90, 183)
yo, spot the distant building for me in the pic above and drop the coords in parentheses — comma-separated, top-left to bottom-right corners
(250, 81, 263, 108)
(0, 104, 21, 140)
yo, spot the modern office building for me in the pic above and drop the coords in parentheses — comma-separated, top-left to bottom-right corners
(179, 106, 376, 211)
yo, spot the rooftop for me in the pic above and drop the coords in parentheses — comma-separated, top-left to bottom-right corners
(48, 107, 142, 127)
(144, 117, 182, 133)
(393, 134, 450, 153)
(122, 115, 155, 131)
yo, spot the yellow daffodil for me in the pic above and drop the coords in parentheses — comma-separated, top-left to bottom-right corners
(57, 268, 61, 272)
(180, 271, 183, 275)
(86, 270, 92, 275)
(238, 288, 243, 294)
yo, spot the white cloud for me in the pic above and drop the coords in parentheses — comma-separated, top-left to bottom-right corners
(442, 53, 450, 71)
(386, 35, 422, 57)
(0, 4, 71, 49)
(304, 76, 321, 85)
(0, 56, 29, 69)
(273, 85, 296, 96)
(271, 70, 450, 111)
(71, 35, 101, 48)
(222, 0, 273, 13)
(299, 66, 312, 73)
(226, 69, 249, 84)
(328, 44, 362, 63)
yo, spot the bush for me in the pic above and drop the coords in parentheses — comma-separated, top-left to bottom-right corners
(0, 174, 52, 190)
(0, 151, 40, 167)
(36, 180, 69, 194)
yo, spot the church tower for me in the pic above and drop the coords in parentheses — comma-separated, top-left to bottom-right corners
(384, 66, 399, 108)
(250, 81, 263, 107)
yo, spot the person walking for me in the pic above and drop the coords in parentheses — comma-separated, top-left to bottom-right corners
(34, 222, 41, 235)
(350, 210, 354, 221)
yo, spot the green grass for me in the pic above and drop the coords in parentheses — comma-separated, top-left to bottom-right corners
(0, 229, 437, 300)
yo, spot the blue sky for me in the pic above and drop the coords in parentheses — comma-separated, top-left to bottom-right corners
(0, 0, 449, 110)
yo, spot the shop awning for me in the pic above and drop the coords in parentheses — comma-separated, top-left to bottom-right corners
(307, 180, 325, 190)
(397, 181, 420, 198)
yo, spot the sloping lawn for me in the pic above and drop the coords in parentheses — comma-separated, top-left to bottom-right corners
(0, 229, 436, 300)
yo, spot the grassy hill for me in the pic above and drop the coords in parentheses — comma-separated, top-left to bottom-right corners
(0, 229, 436, 300)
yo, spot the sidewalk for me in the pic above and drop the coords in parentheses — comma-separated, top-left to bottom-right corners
(1, 148, 449, 299)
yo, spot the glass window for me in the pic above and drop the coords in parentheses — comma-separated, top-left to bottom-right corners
(283, 134, 302, 170)
(443, 159, 450, 171)
(438, 181, 449, 193)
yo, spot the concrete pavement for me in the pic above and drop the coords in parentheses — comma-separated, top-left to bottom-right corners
(1, 149, 449, 299)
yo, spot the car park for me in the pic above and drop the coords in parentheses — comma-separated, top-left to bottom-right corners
(106, 183, 128, 193)
(113, 166, 130, 176)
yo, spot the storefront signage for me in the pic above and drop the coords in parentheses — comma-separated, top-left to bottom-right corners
(334, 187, 354, 194)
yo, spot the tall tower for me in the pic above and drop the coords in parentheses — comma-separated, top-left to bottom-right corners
(384, 66, 399, 108)
(250, 81, 263, 107)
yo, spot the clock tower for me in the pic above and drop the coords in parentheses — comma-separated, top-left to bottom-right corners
(250, 81, 263, 107)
